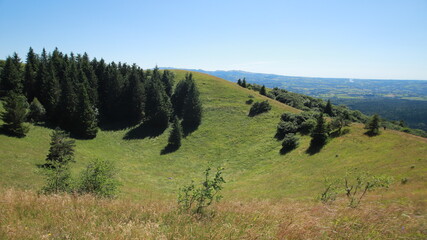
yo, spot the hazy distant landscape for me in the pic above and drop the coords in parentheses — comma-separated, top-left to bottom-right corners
(172, 68, 427, 131)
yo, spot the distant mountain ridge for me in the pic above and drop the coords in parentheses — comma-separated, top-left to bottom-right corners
(161, 67, 427, 131)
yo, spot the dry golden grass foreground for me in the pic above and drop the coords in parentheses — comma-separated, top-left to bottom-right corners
(1, 188, 426, 240)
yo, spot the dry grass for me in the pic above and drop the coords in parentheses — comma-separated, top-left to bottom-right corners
(1, 189, 425, 240)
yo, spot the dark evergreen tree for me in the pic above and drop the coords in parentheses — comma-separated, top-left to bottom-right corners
(28, 97, 46, 123)
(324, 99, 334, 116)
(168, 117, 183, 148)
(145, 71, 172, 128)
(76, 85, 98, 139)
(0, 93, 29, 137)
(103, 62, 124, 120)
(39, 61, 61, 122)
(80, 53, 98, 106)
(58, 60, 78, 131)
(171, 74, 192, 118)
(127, 65, 146, 123)
(161, 70, 175, 97)
(310, 113, 328, 147)
(46, 128, 75, 166)
(260, 85, 266, 96)
(24, 47, 39, 101)
(237, 79, 242, 86)
(366, 114, 381, 136)
(182, 78, 202, 130)
(0, 53, 23, 94)
(241, 78, 247, 88)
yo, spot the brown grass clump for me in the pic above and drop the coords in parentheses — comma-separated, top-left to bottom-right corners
(0, 189, 425, 239)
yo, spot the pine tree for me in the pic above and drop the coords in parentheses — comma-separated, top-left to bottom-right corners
(182, 80, 202, 130)
(161, 70, 175, 97)
(40, 61, 61, 122)
(0, 53, 24, 94)
(58, 61, 78, 131)
(168, 117, 183, 148)
(241, 78, 247, 88)
(324, 99, 334, 116)
(172, 73, 191, 118)
(145, 73, 172, 128)
(127, 65, 146, 123)
(46, 128, 75, 166)
(311, 113, 328, 147)
(0, 93, 29, 137)
(237, 79, 242, 86)
(366, 114, 381, 136)
(76, 85, 98, 139)
(260, 85, 266, 96)
(24, 47, 39, 101)
(28, 97, 46, 123)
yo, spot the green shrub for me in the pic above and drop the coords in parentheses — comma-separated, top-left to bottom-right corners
(280, 133, 299, 154)
(77, 159, 120, 198)
(248, 100, 271, 117)
(178, 166, 225, 215)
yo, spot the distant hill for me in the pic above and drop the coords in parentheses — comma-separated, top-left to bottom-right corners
(162, 68, 427, 131)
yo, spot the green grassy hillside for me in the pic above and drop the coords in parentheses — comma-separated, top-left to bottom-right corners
(1, 70, 426, 201)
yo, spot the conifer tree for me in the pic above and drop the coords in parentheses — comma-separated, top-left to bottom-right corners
(241, 78, 247, 88)
(0, 53, 24, 94)
(161, 70, 175, 97)
(0, 93, 29, 137)
(46, 128, 75, 166)
(260, 85, 266, 96)
(39, 61, 61, 122)
(182, 79, 202, 129)
(77, 85, 98, 139)
(311, 113, 328, 147)
(58, 61, 78, 131)
(324, 99, 334, 116)
(366, 114, 381, 136)
(237, 79, 242, 86)
(127, 65, 146, 123)
(24, 47, 39, 101)
(145, 74, 172, 128)
(172, 74, 191, 118)
(168, 117, 183, 148)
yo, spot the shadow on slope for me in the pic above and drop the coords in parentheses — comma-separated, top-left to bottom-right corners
(123, 122, 167, 140)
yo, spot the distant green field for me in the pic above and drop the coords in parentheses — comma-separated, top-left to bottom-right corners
(1, 70, 426, 201)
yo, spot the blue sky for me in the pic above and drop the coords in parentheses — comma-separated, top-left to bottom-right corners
(1, 0, 426, 80)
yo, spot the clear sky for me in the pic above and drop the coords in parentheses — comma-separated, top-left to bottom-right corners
(1, 0, 426, 80)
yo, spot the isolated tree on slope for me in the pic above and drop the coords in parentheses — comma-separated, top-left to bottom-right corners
(168, 117, 183, 148)
(366, 114, 381, 136)
(1, 93, 29, 137)
(260, 85, 267, 96)
(311, 113, 328, 147)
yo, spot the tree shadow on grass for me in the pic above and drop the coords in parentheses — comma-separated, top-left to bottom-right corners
(0, 126, 26, 138)
(280, 147, 294, 155)
(160, 144, 180, 155)
(123, 122, 167, 140)
(305, 141, 326, 155)
(364, 130, 380, 137)
(182, 122, 200, 137)
(99, 120, 137, 131)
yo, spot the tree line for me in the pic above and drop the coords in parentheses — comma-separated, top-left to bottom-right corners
(0, 48, 202, 141)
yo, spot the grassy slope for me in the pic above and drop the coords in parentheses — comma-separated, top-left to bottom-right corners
(0, 70, 426, 201)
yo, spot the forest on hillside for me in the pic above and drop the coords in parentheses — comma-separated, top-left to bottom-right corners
(0, 48, 202, 141)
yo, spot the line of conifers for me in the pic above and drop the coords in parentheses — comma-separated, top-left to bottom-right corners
(0, 48, 202, 148)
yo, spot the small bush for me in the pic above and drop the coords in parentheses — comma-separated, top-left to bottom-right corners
(280, 133, 299, 154)
(40, 161, 72, 194)
(28, 98, 46, 123)
(299, 119, 316, 135)
(248, 100, 271, 117)
(77, 159, 120, 198)
(245, 99, 254, 105)
(178, 166, 225, 215)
